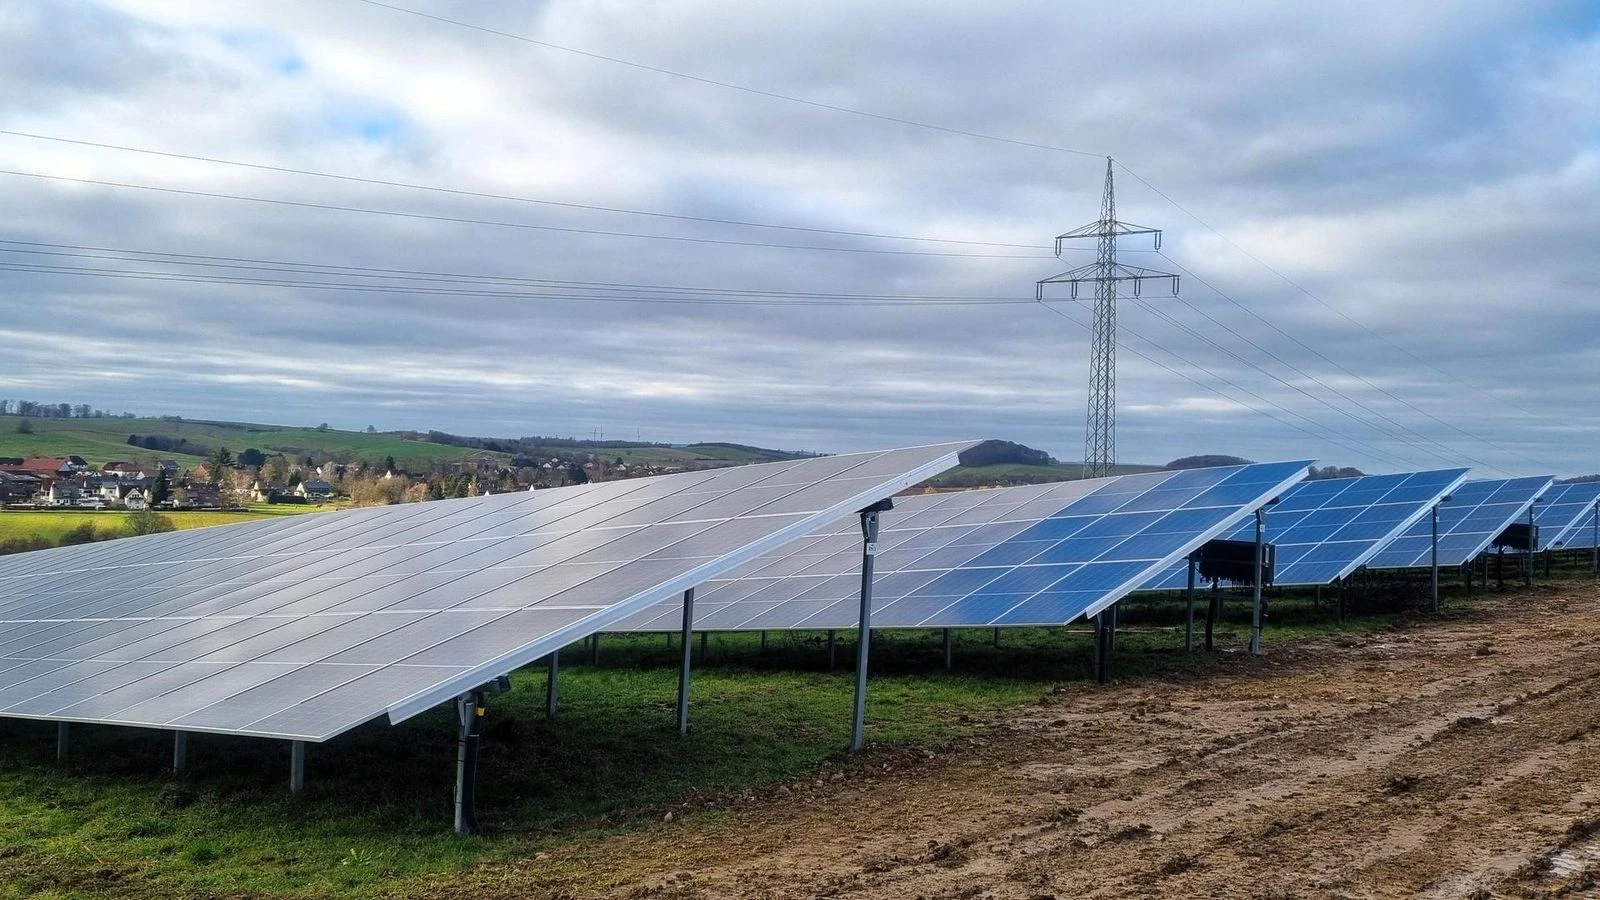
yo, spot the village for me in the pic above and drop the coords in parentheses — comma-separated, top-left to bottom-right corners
(0, 449, 689, 512)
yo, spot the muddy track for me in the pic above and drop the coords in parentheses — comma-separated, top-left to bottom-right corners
(430, 583, 1600, 899)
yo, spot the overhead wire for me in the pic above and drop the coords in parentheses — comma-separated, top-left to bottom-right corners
(1154, 251, 1552, 472)
(0, 130, 1046, 250)
(1038, 303, 1425, 471)
(0, 169, 1053, 260)
(0, 239, 1031, 303)
(348, 0, 1105, 160)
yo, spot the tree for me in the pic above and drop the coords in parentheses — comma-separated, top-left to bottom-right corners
(365, 425, 377, 434)
(15, 420, 31, 434)
(316, 422, 331, 432)
(207, 447, 235, 484)
(237, 448, 267, 468)
(264, 454, 290, 485)
(149, 470, 170, 505)
(124, 508, 177, 536)
(384, 455, 396, 473)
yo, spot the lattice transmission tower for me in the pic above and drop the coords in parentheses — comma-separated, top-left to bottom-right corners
(1037, 158, 1179, 478)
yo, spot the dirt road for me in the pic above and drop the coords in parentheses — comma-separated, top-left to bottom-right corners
(456, 582, 1600, 899)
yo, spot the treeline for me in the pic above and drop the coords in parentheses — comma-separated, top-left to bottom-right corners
(0, 400, 131, 419)
(958, 440, 1057, 468)
(410, 430, 675, 456)
(126, 434, 213, 456)
(1168, 455, 1254, 469)
(1306, 465, 1366, 480)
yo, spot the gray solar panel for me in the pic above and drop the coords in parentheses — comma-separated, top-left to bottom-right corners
(1363, 476, 1554, 569)
(1533, 482, 1600, 550)
(0, 442, 971, 740)
(612, 460, 1312, 632)
(1140, 469, 1470, 588)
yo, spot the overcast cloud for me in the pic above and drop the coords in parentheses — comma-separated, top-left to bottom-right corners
(0, 1, 1596, 476)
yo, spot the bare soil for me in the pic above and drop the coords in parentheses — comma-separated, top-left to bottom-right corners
(440, 582, 1600, 899)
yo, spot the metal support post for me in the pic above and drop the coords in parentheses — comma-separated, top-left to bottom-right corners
(1497, 547, 1505, 591)
(1465, 560, 1473, 595)
(942, 628, 954, 671)
(699, 630, 708, 663)
(1250, 508, 1265, 655)
(676, 588, 694, 735)
(1430, 504, 1441, 613)
(1593, 502, 1599, 575)
(290, 741, 306, 793)
(56, 722, 69, 761)
(1336, 576, 1345, 622)
(454, 691, 485, 835)
(1184, 556, 1197, 653)
(1525, 505, 1535, 588)
(172, 731, 189, 775)
(590, 633, 600, 665)
(1108, 601, 1119, 652)
(992, 627, 1001, 648)
(545, 649, 559, 719)
(1205, 579, 1221, 650)
(826, 629, 836, 670)
(851, 499, 891, 752)
(760, 630, 768, 652)
(1094, 609, 1112, 684)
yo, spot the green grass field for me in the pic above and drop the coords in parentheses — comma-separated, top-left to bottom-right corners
(0, 506, 321, 548)
(927, 461, 1168, 488)
(0, 563, 1548, 899)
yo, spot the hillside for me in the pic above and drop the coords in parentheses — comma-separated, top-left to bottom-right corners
(0, 415, 813, 471)
(927, 461, 1168, 488)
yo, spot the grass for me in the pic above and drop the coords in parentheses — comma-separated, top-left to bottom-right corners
(927, 461, 1168, 488)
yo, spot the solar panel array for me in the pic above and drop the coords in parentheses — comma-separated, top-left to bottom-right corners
(1141, 469, 1469, 588)
(612, 460, 1312, 632)
(0, 442, 969, 741)
(1533, 482, 1600, 550)
(1363, 476, 1553, 570)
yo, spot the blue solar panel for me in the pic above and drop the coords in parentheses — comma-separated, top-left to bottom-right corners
(1364, 476, 1553, 570)
(1142, 468, 1469, 588)
(1534, 482, 1600, 550)
(612, 460, 1314, 631)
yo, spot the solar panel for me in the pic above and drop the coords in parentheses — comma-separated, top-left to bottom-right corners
(1533, 482, 1600, 550)
(1363, 476, 1554, 570)
(1140, 469, 1470, 588)
(0, 442, 971, 741)
(611, 460, 1313, 631)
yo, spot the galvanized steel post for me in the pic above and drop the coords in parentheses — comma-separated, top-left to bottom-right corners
(1430, 503, 1440, 613)
(1184, 555, 1197, 653)
(1250, 507, 1265, 655)
(851, 499, 891, 752)
(289, 741, 306, 793)
(676, 588, 694, 735)
(173, 730, 188, 775)
(545, 649, 559, 719)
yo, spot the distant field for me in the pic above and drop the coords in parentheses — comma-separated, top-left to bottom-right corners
(927, 461, 1168, 488)
(0, 505, 321, 546)
(0, 416, 500, 469)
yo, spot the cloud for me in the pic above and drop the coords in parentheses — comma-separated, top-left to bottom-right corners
(0, 0, 1596, 477)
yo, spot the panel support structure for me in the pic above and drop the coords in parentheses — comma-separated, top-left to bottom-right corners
(454, 691, 485, 836)
(942, 628, 954, 671)
(851, 499, 892, 752)
(1184, 555, 1197, 653)
(545, 650, 559, 719)
(1593, 501, 1599, 576)
(826, 630, 836, 670)
(676, 588, 694, 736)
(1430, 504, 1441, 613)
(1525, 505, 1535, 588)
(290, 741, 306, 794)
(56, 722, 69, 761)
(1250, 508, 1266, 655)
(172, 730, 189, 775)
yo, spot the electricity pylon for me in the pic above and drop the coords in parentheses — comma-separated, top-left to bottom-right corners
(1037, 157, 1179, 478)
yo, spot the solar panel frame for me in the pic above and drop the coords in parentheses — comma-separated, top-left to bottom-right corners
(1362, 476, 1554, 570)
(1140, 468, 1471, 588)
(1533, 482, 1600, 550)
(0, 442, 972, 741)
(612, 460, 1314, 632)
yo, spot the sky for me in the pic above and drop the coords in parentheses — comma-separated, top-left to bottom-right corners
(0, 1, 1597, 477)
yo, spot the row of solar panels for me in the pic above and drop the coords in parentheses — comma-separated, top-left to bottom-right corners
(0, 442, 1593, 745)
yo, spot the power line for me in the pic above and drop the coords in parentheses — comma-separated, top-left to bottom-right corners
(0, 261, 1036, 307)
(1154, 251, 1554, 472)
(1039, 302, 1425, 472)
(0, 239, 1031, 302)
(0, 130, 1046, 251)
(349, 0, 1104, 160)
(0, 169, 1053, 260)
